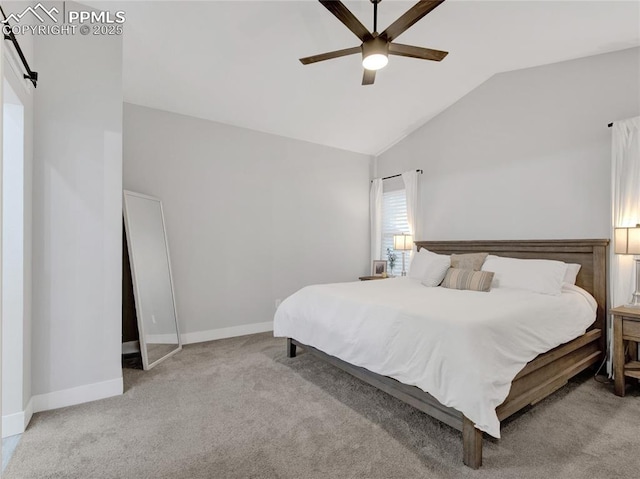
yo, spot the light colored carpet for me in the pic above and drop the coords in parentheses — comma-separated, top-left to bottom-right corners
(4, 332, 640, 479)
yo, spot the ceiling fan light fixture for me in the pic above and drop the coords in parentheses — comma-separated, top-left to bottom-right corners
(363, 53, 388, 71)
(362, 37, 389, 71)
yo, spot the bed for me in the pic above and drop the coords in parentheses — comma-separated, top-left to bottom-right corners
(274, 239, 608, 468)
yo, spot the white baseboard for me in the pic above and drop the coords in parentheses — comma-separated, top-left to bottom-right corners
(2, 410, 25, 438)
(2, 397, 33, 438)
(3, 378, 123, 432)
(181, 321, 273, 345)
(32, 377, 123, 414)
(24, 396, 33, 431)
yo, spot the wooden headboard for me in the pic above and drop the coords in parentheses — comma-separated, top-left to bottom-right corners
(415, 239, 609, 351)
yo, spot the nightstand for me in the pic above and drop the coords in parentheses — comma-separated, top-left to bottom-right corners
(612, 306, 640, 396)
(358, 276, 388, 281)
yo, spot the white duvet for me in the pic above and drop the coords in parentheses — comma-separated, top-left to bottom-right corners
(273, 277, 596, 438)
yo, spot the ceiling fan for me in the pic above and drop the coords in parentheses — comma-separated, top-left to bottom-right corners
(300, 0, 448, 86)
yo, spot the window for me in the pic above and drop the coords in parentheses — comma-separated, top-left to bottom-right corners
(381, 189, 411, 275)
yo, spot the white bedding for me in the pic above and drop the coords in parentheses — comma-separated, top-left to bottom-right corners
(273, 277, 596, 438)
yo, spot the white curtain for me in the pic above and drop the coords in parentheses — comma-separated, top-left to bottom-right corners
(370, 178, 383, 263)
(610, 116, 640, 373)
(402, 170, 419, 237)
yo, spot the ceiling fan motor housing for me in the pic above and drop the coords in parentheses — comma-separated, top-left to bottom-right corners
(362, 36, 389, 69)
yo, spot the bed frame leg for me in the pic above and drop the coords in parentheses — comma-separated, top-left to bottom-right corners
(462, 416, 482, 469)
(286, 338, 296, 358)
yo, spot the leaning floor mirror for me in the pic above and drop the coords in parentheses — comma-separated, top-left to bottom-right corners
(123, 190, 181, 369)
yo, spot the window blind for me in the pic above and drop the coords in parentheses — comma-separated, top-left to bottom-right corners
(381, 189, 411, 275)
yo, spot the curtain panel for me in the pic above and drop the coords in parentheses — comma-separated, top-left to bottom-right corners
(370, 178, 383, 263)
(610, 116, 640, 373)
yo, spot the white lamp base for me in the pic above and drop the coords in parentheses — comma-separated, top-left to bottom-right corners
(626, 258, 640, 308)
(627, 293, 640, 308)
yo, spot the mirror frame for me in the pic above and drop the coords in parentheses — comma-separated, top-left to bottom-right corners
(123, 190, 182, 370)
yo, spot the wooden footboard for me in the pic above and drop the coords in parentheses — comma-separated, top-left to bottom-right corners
(286, 329, 602, 469)
(497, 329, 602, 420)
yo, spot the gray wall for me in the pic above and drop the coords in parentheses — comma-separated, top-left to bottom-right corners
(2, 36, 34, 431)
(376, 47, 640, 241)
(32, 18, 123, 399)
(123, 104, 371, 337)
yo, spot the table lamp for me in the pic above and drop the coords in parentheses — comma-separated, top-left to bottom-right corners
(393, 233, 413, 276)
(615, 224, 640, 307)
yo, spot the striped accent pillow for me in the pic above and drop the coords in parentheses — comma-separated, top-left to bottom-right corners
(441, 268, 494, 292)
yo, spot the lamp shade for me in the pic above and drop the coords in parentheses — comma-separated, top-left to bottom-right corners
(615, 225, 640, 255)
(393, 234, 413, 251)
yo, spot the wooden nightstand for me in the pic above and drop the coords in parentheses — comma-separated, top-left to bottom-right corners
(612, 306, 640, 396)
(358, 276, 389, 281)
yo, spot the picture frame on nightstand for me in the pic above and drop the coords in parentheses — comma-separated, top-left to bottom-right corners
(372, 260, 387, 277)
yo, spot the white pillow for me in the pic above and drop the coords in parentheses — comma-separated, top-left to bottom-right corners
(563, 263, 581, 285)
(481, 255, 567, 295)
(419, 251, 451, 287)
(408, 248, 431, 280)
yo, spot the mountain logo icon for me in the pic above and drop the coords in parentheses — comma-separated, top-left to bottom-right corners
(4, 3, 59, 24)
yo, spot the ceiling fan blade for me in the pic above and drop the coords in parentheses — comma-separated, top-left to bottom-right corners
(299, 46, 361, 65)
(389, 43, 448, 62)
(380, 0, 445, 42)
(319, 0, 372, 42)
(362, 69, 376, 86)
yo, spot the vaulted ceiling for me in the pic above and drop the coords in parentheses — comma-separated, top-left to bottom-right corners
(98, 1, 640, 155)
